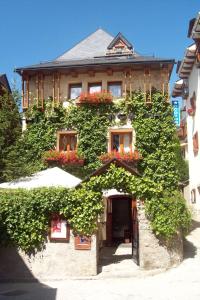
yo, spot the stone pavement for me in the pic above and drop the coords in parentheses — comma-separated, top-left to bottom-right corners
(0, 221, 200, 300)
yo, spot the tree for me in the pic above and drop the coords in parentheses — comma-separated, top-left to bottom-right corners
(0, 91, 21, 182)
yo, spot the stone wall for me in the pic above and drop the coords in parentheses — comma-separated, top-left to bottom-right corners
(138, 201, 183, 270)
(0, 231, 97, 281)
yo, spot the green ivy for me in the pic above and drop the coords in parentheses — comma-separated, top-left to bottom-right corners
(0, 187, 102, 253)
(0, 91, 191, 250)
(0, 164, 191, 252)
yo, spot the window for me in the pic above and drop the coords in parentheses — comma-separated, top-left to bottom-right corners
(88, 82, 102, 93)
(108, 82, 122, 98)
(191, 189, 196, 204)
(57, 131, 77, 151)
(110, 130, 132, 153)
(69, 84, 82, 99)
(193, 131, 199, 155)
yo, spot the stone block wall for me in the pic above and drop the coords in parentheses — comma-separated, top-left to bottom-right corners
(0, 231, 97, 281)
(138, 201, 183, 270)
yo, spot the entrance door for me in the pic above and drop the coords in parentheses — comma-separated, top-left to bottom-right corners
(112, 198, 131, 243)
(106, 196, 132, 245)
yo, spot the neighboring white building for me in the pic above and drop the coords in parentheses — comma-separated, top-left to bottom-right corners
(172, 12, 200, 219)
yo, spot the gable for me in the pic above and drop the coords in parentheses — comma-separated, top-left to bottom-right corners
(106, 32, 133, 56)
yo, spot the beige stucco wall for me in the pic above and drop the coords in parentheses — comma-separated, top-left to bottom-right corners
(0, 231, 97, 281)
(27, 69, 168, 105)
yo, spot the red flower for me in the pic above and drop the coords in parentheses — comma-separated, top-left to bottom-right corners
(43, 150, 84, 166)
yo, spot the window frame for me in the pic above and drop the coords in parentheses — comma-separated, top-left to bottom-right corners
(108, 129, 133, 153)
(69, 83, 82, 99)
(57, 130, 77, 152)
(108, 81, 122, 98)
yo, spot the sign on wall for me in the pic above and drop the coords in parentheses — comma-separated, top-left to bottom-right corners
(49, 214, 70, 241)
(172, 100, 180, 127)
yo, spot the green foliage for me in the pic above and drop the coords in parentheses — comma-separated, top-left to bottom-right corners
(0, 92, 21, 182)
(0, 91, 191, 249)
(0, 187, 102, 253)
(65, 103, 114, 170)
(145, 191, 191, 239)
(3, 103, 66, 181)
(174, 139, 189, 182)
(124, 91, 179, 191)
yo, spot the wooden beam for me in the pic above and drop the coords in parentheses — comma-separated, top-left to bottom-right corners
(57, 73, 60, 104)
(52, 73, 55, 105)
(36, 74, 39, 107)
(41, 74, 44, 109)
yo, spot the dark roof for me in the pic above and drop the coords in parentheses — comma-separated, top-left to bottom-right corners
(15, 29, 175, 74)
(107, 32, 133, 50)
(0, 74, 11, 93)
(15, 56, 175, 74)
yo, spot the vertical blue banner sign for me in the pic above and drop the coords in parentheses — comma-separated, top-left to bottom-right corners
(172, 100, 180, 126)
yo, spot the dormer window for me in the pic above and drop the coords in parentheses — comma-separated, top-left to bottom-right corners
(106, 32, 133, 56)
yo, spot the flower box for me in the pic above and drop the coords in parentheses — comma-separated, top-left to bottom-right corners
(43, 150, 84, 166)
(77, 91, 113, 104)
(99, 150, 140, 164)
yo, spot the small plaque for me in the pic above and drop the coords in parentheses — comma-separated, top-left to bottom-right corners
(74, 235, 91, 250)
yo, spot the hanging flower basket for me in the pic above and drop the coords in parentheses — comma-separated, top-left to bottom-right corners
(77, 91, 113, 104)
(99, 150, 141, 164)
(43, 150, 85, 166)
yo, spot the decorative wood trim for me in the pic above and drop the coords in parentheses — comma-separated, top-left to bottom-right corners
(52, 73, 55, 105)
(57, 73, 60, 104)
(36, 74, 39, 107)
(41, 73, 44, 109)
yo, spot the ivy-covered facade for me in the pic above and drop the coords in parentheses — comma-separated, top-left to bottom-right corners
(0, 30, 191, 277)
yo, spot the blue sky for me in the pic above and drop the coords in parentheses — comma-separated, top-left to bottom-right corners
(0, 0, 199, 91)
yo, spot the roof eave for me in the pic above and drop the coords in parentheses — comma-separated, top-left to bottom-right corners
(15, 58, 175, 75)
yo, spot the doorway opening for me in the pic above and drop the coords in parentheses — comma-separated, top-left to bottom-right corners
(98, 195, 139, 274)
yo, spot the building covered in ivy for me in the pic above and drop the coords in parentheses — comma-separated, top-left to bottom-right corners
(0, 29, 190, 280)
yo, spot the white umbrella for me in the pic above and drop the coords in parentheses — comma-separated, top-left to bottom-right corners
(0, 167, 81, 189)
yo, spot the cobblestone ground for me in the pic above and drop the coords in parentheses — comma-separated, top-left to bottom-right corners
(0, 222, 200, 300)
